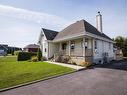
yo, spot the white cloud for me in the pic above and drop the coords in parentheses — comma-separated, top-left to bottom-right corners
(0, 4, 71, 48)
(0, 4, 70, 30)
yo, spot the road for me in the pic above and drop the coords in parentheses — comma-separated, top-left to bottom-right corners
(0, 60, 127, 95)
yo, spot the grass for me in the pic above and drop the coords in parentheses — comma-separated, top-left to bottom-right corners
(0, 56, 75, 89)
(123, 57, 127, 60)
(0, 56, 17, 62)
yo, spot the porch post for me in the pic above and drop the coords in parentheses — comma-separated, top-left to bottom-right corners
(92, 39, 94, 57)
(83, 37, 85, 61)
(69, 40, 71, 56)
(59, 42, 62, 51)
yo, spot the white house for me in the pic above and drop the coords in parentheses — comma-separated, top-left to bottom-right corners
(38, 12, 114, 64)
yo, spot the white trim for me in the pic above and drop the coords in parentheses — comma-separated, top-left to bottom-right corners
(51, 31, 113, 43)
(83, 37, 85, 60)
(53, 32, 85, 42)
(38, 29, 48, 45)
(68, 40, 71, 56)
(59, 42, 62, 51)
(85, 32, 114, 43)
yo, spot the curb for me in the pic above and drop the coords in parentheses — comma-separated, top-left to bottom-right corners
(0, 68, 86, 92)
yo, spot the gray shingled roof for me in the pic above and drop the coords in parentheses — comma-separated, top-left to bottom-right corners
(24, 44, 39, 49)
(42, 28, 58, 40)
(54, 20, 85, 40)
(54, 20, 112, 41)
(84, 20, 112, 40)
(0, 44, 8, 50)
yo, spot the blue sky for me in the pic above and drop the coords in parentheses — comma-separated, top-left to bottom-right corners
(0, 0, 127, 48)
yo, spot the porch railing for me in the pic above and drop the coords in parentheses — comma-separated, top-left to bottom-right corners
(85, 49, 93, 57)
(55, 49, 93, 57)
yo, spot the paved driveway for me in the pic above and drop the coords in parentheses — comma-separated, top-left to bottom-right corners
(0, 60, 127, 95)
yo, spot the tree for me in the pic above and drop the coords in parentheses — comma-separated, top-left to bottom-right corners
(114, 36, 127, 57)
(11, 48, 14, 55)
(124, 38, 127, 56)
(37, 48, 42, 61)
(115, 36, 125, 49)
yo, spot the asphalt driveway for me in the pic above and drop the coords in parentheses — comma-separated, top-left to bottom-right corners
(0, 60, 127, 95)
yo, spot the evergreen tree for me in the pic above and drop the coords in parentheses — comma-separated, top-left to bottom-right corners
(37, 48, 42, 61)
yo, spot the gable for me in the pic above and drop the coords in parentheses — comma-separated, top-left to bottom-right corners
(42, 28, 58, 40)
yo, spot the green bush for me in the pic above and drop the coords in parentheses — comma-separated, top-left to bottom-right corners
(41, 56, 47, 61)
(123, 52, 127, 57)
(11, 50, 14, 55)
(37, 48, 42, 61)
(31, 56, 38, 62)
(17, 52, 37, 61)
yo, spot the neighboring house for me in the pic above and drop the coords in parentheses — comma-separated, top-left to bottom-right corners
(113, 47, 123, 61)
(0, 44, 8, 56)
(7, 46, 22, 54)
(38, 12, 114, 64)
(23, 44, 39, 52)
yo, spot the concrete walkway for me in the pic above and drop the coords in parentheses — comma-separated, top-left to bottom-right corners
(46, 61, 85, 70)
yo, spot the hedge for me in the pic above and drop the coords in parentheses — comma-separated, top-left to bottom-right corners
(17, 52, 37, 61)
(14, 50, 21, 56)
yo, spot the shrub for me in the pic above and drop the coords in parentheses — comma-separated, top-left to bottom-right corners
(61, 55, 70, 63)
(80, 61, 92, 67)
(67, 59, 76, 65)
(123, 52, 127, 57)
(37, 48, 42, 61)
(41, 56, 47, 61)
(17, 52, 37, 61)
(11, 50, 14, 55)
(31, 56, 38, 62)
(14, 51, 21, 56)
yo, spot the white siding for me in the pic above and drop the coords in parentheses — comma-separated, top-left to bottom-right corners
(93, 39, 114, 62)
(40, 33, 48, 59)
(48, 43, 59, 58)
(70, 39, 83, 56)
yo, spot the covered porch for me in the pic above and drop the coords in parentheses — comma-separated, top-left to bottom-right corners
(53, 36, 94, 64)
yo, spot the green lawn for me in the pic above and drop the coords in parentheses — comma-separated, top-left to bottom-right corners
(0, 56, 17, 62)
(0, 56, 75, 89)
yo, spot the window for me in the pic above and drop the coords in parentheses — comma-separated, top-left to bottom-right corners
(71, 41, 75, 50)
(85, 40, 88, 48)
(62, 43, 67, 50)
(81, 39, 88, 48)
(94, 40, 97, 49)
(44, 43, 47, 52)
(45, 48, 47, 52)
